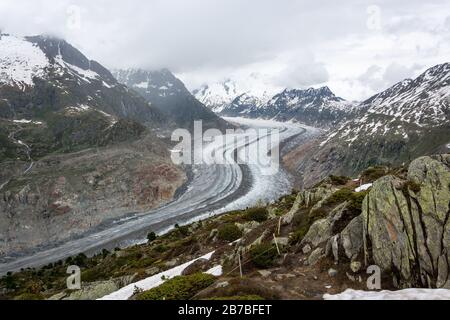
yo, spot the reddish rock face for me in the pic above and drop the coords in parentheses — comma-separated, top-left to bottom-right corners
(0, 135, 186, 256)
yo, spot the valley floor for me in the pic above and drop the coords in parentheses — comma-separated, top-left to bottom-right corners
(0, 118, 320, 275)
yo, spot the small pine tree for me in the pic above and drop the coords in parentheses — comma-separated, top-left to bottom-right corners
(147, 232, 157, 242)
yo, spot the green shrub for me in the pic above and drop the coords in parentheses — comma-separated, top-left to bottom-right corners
(243, 207, 268, 222)
(217, 223, 242, 242)
(289, 224, 310, 245)
(325, 188, 353, 205)
(136, 273, 215, 300)
(81, 268, 107, 283)
(330, 175, 350, 186)
(249, 243, 278, 268)
(308, 207, 328, 223)
(174, 224, 190, 237)
(348, 191, 369, 214)
(147, 232, 157, 242)
(2, 274, 17, 290)
(361, 166, 388, 183)
(13, 293, 43, 300)
(72, 253, 88, 267)
(153, 244, 168, 253)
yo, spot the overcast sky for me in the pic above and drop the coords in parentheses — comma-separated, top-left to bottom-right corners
(1, 0, 449, 100)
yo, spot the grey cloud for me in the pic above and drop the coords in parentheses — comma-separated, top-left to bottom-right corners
(358, 63, 423, 92)
(383, 62, 423, 84)
(273, 61, 329, 89)
(0, 0, 449, 100)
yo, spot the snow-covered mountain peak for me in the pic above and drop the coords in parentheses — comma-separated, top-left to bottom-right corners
(192, 79, 240, 112)
(362, 62, 450, 126)
(0, 34, 118, 90)
(0, 34, 50, 88)
(319, 62, 450, 155)
(113, 68, 188, 98)
(192, 77, 276, 113)
(267, 86, 349, 113)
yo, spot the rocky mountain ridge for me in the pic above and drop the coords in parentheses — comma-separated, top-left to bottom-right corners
(0, 34, 165, 128)
(283, 63, 450, 187)
(113, 68, 230, 131)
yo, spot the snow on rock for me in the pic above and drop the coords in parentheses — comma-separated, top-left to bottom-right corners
(13, 119, 43, 125)
(355, 183, 373, 192)
(324, 288, 450, 300)
(98, 251, 216, 300)
(54, 54, 100, 83)
(193, 78, 276, 113)
(206, 265, 223, 277)
(0, 34, 49, 88)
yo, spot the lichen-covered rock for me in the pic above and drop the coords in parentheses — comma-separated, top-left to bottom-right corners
(282, 185, 335, 225)
(307, 248, 325, 266)
(340, 215, 363, 261)
(301, 202, 347, 249)
(64, 280, 119, 300)
(363, 156, 450, 288)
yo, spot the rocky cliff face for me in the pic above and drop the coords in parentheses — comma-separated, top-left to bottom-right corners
(362, 155, 450, 288)
(0, 133, 185, 257)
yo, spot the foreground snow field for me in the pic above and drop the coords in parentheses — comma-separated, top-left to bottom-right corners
(324, 288, 450, 300)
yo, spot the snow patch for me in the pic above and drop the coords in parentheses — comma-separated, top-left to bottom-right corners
(0, 35, 49, 87)
(206, 265, 223, 277)
(98, 251, 216, 300)
(355, 183, 373, 192)
(134, 81, 148, 89)
(13, 119, 43, 125)
(324, 288, 450, 300)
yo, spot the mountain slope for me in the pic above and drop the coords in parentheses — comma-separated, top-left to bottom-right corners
(0, 34, 165, 128)
(248, 87, 355, 128)
(284, 63, 450, 186)
(113, 69, 230, 131)
(0, 34, 185, 257)
(219, 93, 268, 117)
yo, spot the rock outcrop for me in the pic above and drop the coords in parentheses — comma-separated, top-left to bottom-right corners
(363, 155, 450, 288)
(285, 154, 449, 289)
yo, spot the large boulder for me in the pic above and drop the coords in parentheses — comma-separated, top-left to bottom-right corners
(301, 202, 348, 249)
(282, 185, 336, 225)
(339, 215, 364, 262)
(363, 156, 450, 288)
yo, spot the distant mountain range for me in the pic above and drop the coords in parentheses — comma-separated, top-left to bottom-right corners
(113, 68, 229, 131)
(195, 81, 356, 128)
(193, 63, 449, 185)
(283, 62, 450, 186)
(193, 78, 274, 114)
